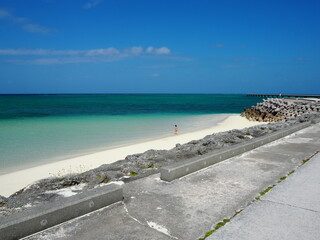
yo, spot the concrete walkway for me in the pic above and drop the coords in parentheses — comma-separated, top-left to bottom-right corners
(23, 123, 320, 240)
(208, 151, 320, 240)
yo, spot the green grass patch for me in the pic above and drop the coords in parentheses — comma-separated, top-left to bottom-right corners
(199, 219, 230, 239)
(288, 170, 295, 175)
(199, 230, 215, 240)
(96, 175, 102, 178)
(302, 151, 319, 165)
(259, 185, 275, 196)
(147, 164, 155, 168)
(129, 172, 138, 176)
(205, 230, 215, 237)
(278, 176, 287, 183)
(215, 219, 230, 230)
(279, 176, 287, 181)
(102, 177, 109, 183)
(198, 150, 320, 240)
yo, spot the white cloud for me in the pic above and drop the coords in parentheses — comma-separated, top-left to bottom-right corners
(0, 46, 172, 64)
(0, 47, 171, 57)
(213, 44, 225, 48)
(0, 49, 80, 56)
(146, 46, 171, 55)
(0, 9, 11, 18)
(23, 23, 51, 34)
(124, 46, 144, 55)
(151, 73, 160, 77)
(0, 49, 45, 55)
(154, 47, 171, 55)
(83, 0, 104, 9)
(146, 46, 154, 53)
(0, 8, 53, 34)
(25, 57, 94, 65)
(85, 48, 120, 56)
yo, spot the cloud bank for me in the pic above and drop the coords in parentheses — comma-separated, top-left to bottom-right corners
(0, 46, 172, 64)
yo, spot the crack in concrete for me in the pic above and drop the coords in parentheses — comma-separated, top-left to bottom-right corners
(261, 199, 320, 214)
(122, 202, 145, 226)
(122, 202, 179, 239)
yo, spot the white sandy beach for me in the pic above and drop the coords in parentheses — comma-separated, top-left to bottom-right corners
(0, 115, 264, 197)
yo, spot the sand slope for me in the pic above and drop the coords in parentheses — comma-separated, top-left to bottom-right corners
(0, 115, 263, 197)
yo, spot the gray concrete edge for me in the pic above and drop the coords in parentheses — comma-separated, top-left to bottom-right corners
(160, 121, 312, 182)
(0, 183, 123, 240)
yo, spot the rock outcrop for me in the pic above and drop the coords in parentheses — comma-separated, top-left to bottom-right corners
(242, 98, 320, 122)
(0, 196, 7, 206)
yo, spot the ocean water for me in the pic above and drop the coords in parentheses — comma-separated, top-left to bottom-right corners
(0, 94, 263, 174)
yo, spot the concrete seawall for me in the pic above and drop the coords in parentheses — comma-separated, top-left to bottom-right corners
(2, 120, 319, 239)
(0, 183, 123, 240)
(160, 121, 312, 181)
(16, 121, 320, 240)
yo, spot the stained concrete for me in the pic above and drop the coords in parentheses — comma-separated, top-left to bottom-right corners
(209, 200, 320, 240)
(263, 157, 320, 212)
(1, 183, 123, 240)
(21, 123, 320, 240)
(209, 154, 320, 240)
(160, 122, 310, 181)
(24, 202, 173, 240)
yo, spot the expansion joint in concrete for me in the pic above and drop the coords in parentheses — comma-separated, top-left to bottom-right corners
(261, 199, 320, 214)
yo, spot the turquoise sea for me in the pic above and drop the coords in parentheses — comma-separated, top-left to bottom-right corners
(0, 94, 263, 174)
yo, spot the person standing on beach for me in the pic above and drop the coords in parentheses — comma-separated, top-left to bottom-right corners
(174, 124, 179, 135)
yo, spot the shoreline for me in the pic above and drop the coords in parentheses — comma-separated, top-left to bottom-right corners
(0, 115, 264, 197)
(0, 113, 231, 175)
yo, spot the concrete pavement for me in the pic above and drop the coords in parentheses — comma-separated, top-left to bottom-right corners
(209, 151, 320, 240)
(22, 123, 320, 240)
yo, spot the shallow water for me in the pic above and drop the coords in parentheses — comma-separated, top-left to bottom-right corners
(0, 94, 263, 174)
(0, 114, 232, 174)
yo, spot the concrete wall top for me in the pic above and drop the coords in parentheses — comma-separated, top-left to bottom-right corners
(0, 183, 123, 240)
(161, 121, 312, 181)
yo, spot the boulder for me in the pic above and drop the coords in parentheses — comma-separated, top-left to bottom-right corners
(0, 195, 7, 206)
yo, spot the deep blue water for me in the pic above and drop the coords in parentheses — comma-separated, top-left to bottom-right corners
(0, 94, 263, 174)
(0, 94, 263, 119)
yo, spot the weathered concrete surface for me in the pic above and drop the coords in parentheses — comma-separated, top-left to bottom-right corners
(0, 183, 123, 240)
(23, 202, 173, 240)
(160, 121, 310, 181)
(22, 123, 320, 240)
(209, 153, 320, 240)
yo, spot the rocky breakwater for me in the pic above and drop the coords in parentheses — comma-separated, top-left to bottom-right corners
(242, 98, 320, 122)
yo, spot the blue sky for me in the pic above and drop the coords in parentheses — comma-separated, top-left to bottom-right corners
(0, 0, 319, 94)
